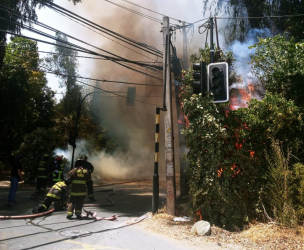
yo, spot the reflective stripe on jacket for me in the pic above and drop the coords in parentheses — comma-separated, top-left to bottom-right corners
(37, 158, 49, 178)
(68, 167, 91, 196)
(46, 181, 68, 202)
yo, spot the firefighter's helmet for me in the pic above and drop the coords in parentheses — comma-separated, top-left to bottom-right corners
(55, 155, 63, 161)
(80, 154, 88, 160)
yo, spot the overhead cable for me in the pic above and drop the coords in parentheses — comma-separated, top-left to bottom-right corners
(0, 44, 162, 64)
(0, 8, 162, 72)
(1, 29, 162, 80)
(122, 0, 190, 24)
(35, 0, 163, 56)
(105, 0, 163, 24)
(216, 14, 304, 19)
(0, 60, 163, 87)
(0, 3, 160, 62)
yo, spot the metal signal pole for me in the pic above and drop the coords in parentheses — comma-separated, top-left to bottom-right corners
(162, 16, 176, 216)
(182, 21, 189, 69)
(210, 17, 215, 63)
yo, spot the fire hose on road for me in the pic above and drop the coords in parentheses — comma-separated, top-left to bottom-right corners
(0, 208, 55, 220)
(0, 189, 116, 220)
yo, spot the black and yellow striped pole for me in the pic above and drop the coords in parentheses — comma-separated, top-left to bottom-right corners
(152, 107, 160, 214)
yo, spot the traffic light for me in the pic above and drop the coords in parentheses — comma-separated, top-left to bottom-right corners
(68, 133, 76, 148)
(207, 62, 229, 103)
(126, 87, 136, 106)
(192, 62, 206, 94)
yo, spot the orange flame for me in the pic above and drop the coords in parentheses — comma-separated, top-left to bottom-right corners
(196, 208, 203, 221)
(249, 150, 255, 158)
(231, 163, 241, 177)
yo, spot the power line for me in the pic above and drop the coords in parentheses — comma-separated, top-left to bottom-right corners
(1, 30, 163, 80)
(35, 0, 163, 56)
(0, 10, 162, 73)
(75, 79, 160, 106)
(1, 49, 162, 106)
(216, 14, 304, 19)
(1, 48, 163, 87)
(0, 61, 163, 87)
(122, 0, 190, 24)
(50, 8, 159, 62)
(0, 44, 162, 64)
(0, 3, 162, 62)
(105, 0, 163, 24)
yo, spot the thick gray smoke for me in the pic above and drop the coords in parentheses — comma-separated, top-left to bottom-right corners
(48, 0, 274, 181)
(64, 0, 208, 182)
(228, 28, 272, 90)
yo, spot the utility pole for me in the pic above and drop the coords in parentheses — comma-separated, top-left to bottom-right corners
(182, 21, 189, 69)
(210, 17, 214, 63)
(162, 16, 176, 216)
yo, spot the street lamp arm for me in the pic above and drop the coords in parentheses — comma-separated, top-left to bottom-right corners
(71, 91, 100, 169)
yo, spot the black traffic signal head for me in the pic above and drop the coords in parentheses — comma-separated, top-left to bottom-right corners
(126, 87, 136, 106)
(207, 62, 229, 103)
(192, 62, 206, 94)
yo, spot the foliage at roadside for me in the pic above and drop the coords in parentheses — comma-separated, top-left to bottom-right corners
(180, 41, 304, 230)
(15, 128, 55, 183)
(250, 35, 304, 108)
(0, 37, 55, 155)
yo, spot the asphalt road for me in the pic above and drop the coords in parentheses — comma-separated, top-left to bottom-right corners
(0, 180, 237, 250)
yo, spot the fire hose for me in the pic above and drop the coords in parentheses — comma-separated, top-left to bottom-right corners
(1, 189, 116, 220)
(0, 208, 55, 219)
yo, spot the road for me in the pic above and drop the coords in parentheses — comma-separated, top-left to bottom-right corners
(0, 180, 235, 250)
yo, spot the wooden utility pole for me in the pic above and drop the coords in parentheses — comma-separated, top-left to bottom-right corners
(162, 16, 176, 216)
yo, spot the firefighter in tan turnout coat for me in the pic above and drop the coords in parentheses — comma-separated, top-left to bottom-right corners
(67, 159, 91, 219)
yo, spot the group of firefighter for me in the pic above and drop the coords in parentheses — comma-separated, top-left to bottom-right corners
(32, 154, 96, 220)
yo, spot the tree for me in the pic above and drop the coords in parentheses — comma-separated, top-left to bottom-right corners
(249, 35, 304, 108)
(45, 31, 80, 115)
(16, 127, 55, 183)
(0, 0, 83, 70)
(0, 36, 55, 156)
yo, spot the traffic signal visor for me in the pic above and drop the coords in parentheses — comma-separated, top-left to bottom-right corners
(207, 62, 229, 103)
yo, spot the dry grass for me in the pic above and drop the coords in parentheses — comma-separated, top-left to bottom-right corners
(142, 207, 304, 250)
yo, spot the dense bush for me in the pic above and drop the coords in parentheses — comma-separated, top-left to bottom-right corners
(180, 44, 304, 230)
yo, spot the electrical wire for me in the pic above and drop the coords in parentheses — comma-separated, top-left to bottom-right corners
(0, 11, 162, 73)
(1, 29, 163, 80)
(0, 61, 162, 106)
(75, 79, 161, 106)
(216, 14, 304, 19)
(105, 0, 163, 24)
(1, 47, 163, 106)
(0, 61, 162, 87)
(122, 0, 190, 24)
(0, 3, 161, 62)
(35, 0, 163, 56)
(0, 44, 162, 64)
(50, 8, 158, 62)
(1, 49, 162, 89)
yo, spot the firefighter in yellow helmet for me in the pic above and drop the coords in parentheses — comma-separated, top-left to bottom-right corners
(32, 178, 71, 213)
(66, 159, 91, 219)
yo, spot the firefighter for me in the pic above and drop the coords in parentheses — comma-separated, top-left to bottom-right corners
(32, 178, 71, 213)
(80, 154, 96, 201)
(34, 154, 51, 198)
(52, 155, 64, 185)
(67, 159, 91, 219)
